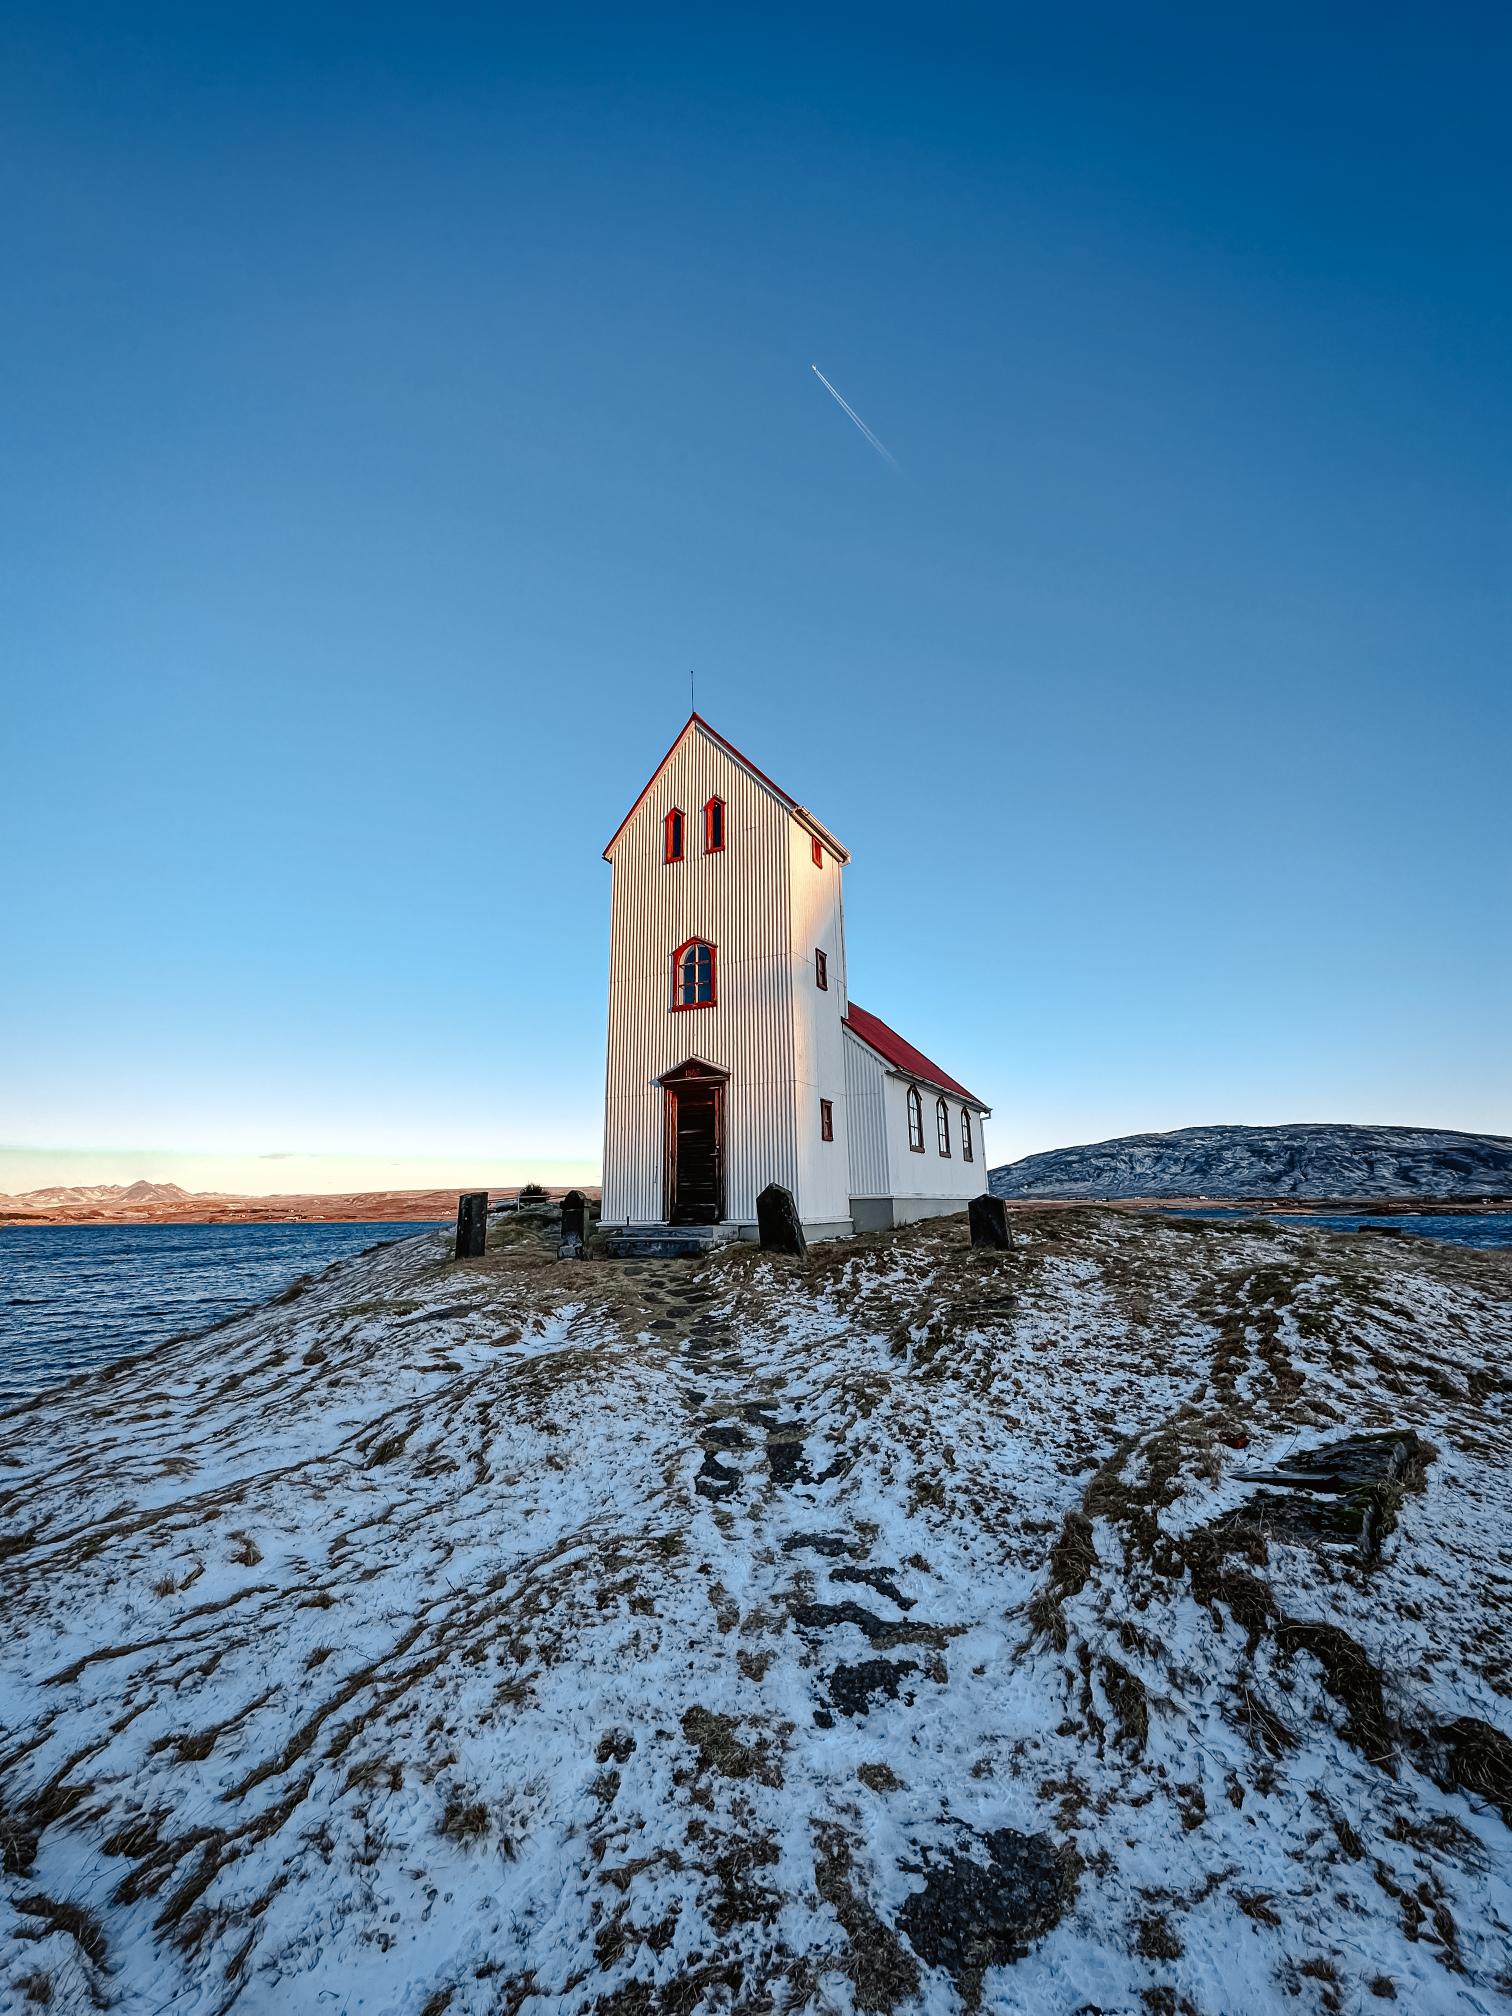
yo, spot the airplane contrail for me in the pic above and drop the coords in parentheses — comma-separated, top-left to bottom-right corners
(810, 364, 897, 467)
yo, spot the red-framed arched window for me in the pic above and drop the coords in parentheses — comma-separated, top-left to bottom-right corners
(936, 1097, 951, 1156)
(672, 937, 717, 1010)
(664, 808, 685, 863)
(961, 1107, 973, 1162)
(906, 1084, 924, 1153)
(704, 796, 725, 853)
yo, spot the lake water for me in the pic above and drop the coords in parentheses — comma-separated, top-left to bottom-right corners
(1158, 1209, 1512, 1250)
(0, 1220, 444, 1406)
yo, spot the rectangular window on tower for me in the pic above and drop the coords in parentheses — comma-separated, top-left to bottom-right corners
(819, 1098, 834, 1142)
(811, 836, 823, 868)
(815, 948, 828, 990)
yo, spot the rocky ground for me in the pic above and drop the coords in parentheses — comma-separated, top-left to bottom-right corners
(1, 1206, 1510, 2015)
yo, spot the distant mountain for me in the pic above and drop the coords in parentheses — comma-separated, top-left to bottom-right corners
(989, 1123, 1512, 1201)
(2, 1182, 193, 1209)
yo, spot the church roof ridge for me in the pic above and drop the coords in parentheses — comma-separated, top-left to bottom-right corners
(843, 1002, 988, 1110)
(602, 713, 850, 862)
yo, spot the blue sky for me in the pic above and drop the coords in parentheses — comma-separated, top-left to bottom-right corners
(3, 3, 1508, 1193)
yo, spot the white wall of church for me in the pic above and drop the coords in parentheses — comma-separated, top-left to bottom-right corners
(786, 815, 853, 1227)
(881, 1073, 987, 1202)
(602, 725, 802, 1226)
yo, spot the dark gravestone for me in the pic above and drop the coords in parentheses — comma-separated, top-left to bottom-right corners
(969, 1193, 1012, 1251)
(559, 1189, 587, 1261)
(455, 1191, 488, 1260)
(757, 1183, 807, 1257)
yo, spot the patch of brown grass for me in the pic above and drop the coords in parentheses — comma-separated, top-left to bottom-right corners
(813, 1822, 920, 2013)
(680, 1706, 782, 1788)
(1275, 1621, 1394, 1767)
(1430, 1716, 1512, 1827)
(1100, 1658, 1149, 1754)
(1027, 1511, 1097, 1648)
(13, 1892, 108, 1967)
(439, 1795, 488, 1843)
(1134, 1913, 1184, 1960)
(1236, 1889, 1282, 1927)
(857, 1761, 903, 1793)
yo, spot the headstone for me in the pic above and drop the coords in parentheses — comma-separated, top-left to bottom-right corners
(757, 1183, 807, 1257)
(559, 1188, 587, 1261)
(455, 1190, 488, 1259)
(969, 1193, 1012, 1251)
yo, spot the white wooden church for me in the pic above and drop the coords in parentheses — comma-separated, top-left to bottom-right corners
(601, 714, 990, 1246)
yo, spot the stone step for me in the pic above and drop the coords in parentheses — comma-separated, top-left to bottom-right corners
(601, 1223, 739, 1260)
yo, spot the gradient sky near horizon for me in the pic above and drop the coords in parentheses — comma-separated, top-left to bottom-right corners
(3, 2, 1509, 1195)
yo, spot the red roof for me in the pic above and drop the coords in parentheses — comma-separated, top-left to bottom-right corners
(602, 713, 848, 862)
(843, 1003, 986, 1108)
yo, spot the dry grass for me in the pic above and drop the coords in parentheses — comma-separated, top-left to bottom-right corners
(13, 1891, 108, 1967)
(813, 1822, 921, 2013)
(680, 1706, 783, 1788)
(438, 1796, 489, 1844)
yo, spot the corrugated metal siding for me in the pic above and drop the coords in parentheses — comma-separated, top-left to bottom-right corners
(843, 1029, 890, 1197)
(602, 724, 799, 1225)
(788, 818, 853, 1223)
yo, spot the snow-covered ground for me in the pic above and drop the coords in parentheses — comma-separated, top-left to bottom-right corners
(2, 1207, 1509, 2014)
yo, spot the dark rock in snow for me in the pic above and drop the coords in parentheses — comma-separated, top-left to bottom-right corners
(898, 1826, 1078, 2006)
(782, 1532, 856, 1559)
(1227, 1429, 1428, 1562)
(695, 1450, 740, 1499)
(700, 1420, 746, 1450)
(757, 1183, 807, 1256)
(764, 1431, 811, 1487)
(827, 1659, 918, 1717)
(1240, 1429, 1424, 1497)
(793, 1600, 946, 1649)
(831, 1563, 915, 1610)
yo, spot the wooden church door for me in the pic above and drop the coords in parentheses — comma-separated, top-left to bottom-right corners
(663, 1064, 726, 1224)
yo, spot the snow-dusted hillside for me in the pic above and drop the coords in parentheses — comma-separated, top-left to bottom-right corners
(990, 1122, 1512, 1201)
(2, 1208, 1510, 2014)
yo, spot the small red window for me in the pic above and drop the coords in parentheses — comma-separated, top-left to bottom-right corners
(819, 1098, 834, 1142)
(815, 948, 828, 990)
(664, 808, 684, 863)
(811, 836, 823, 868)
(704, 797, 725, 852)
(936, 1098, 951, 1156)
(906, 1085, 924, 1153)
(961, 1107, 973, 1162)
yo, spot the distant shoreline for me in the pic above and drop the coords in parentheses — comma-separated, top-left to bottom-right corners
(0, 1186, 600, 1228)
(2, 1191, 1504, 1228)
